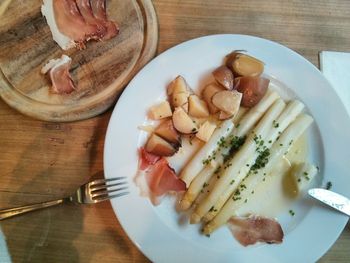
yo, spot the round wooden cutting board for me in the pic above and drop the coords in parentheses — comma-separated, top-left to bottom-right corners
(0, 0, 158, 122)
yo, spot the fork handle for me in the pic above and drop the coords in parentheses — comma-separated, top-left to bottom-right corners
(0, 199, 64, 220)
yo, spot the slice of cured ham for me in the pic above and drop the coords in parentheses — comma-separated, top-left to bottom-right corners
(228, 215, 284, 246)
(41, 0, 119, 50)
(139, 147, 161, 170)
(145, 158, 186, 196)
(41, 0, 75, 50)
(75, 0, 107, 39)
(41, 55, 75, 94)
(135, 148, 186, 205)
(90, 0, 119, 40)
(42, 0, 98, 49)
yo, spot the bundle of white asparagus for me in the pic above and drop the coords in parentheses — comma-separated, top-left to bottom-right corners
(178, 89, 314, 234)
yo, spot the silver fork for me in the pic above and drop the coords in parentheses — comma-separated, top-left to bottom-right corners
(0, 177, 129, 220)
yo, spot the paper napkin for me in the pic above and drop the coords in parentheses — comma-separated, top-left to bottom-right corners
(320, 51, 350, 116)
(0, 227, 11, 263)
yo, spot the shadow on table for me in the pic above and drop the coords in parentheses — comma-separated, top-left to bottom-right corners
(0, 112, 107, 262)
(1, 109, 146, 262)
(1, 192, 83, 262)
(1, 167, 85, 262)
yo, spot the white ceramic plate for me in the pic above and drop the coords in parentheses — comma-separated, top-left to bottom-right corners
(104, 35, 350, 263)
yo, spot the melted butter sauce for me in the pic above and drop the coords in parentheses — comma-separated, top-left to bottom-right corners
(236, 133, 308, 218)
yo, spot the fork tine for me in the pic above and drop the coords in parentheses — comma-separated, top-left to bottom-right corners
(90, 177, 127, 185)
(90, 181, 128, 192)
(93, 191, 129, 203)
(91, 186, 129, 199)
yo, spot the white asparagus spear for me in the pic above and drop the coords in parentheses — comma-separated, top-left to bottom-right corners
(203, 100, 305, 222)
(184, 120, 247, 210)
(180, 120, 234, 187)
(232, 107, 248, 124)
(179, 110, 247, 211)
(179, 91, 279, 210)
(192, 167, 221, 208)
(291, 162, 318, 194)
(234, 89, 279, 137)
(203, 114, 313, 234)
(190, 99, 286, 224)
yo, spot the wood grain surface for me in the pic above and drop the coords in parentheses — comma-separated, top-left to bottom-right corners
(0, 0, 158, 122)
(0, 0, 349, 262)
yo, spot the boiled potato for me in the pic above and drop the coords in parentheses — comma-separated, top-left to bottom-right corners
(235, 76, 269, 108)
(167, 82, 174, 96)
(226, 51, 264, 77)
(173, 75, 190, 94)
(188, 95, 210, 118)
(218, 110, 233, 120)
(225, 50, 245, 68)
(149, 101, 172, 120)
(201, 83, 225, 114)
(168, 76, 191, 108)
(181, 102, 189, 113)
(196, 121, 217, 142)
(212, 65, 233, 90)
(212, 90, 242, 116)
(172, 92, 189, 107)
(172, 107, 198, 134)
(155, 119, 181, 145)
(145, 134, 178, 156)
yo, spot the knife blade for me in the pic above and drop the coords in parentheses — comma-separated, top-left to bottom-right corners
(308, 188, 350, 216)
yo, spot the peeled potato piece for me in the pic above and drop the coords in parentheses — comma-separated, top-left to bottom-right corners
(145, 134, 178, 156)
(232, 53, 264, 77)
(225, 50, 245, 69)
(226, 52, 264, 77)
(172, 92, 189, 107)
(167, 82, 174, 96)
(201, 83, 225, 114)
(235, 76, 269, 108)
(149, 101, 172, 120)
(196, 121, 217, 142)
(212, 65, 233, 90)
(172, 107, 198, 134)
(181, 102, 189, 113)
(168, 76, 191, 108)
(188, 95, 209, 118)
(218, 110, 233, 120)
(173, 75, 189, 94)
(212, 90, 242, 116)
(155, 119, 181, 145)
(190, 117, 207, 126)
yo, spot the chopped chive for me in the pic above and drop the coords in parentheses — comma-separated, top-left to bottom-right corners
(326, 181, 332, 190)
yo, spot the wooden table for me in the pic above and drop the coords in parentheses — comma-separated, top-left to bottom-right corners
(1, 0, 349, 262)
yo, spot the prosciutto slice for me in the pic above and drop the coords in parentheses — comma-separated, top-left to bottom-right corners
(90, 0, 119, 40)
(139, 147, 161, 170)
(41, 0, 119, 50)
(228, 215, 284, 246)
(41, 55, 75, 94)
(42, 0, 75, 50)
(136, 148, 186, 204)
(145, 158, 186, 196)
(53, 0, 99, 48)
(75, 0, 106, 39)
